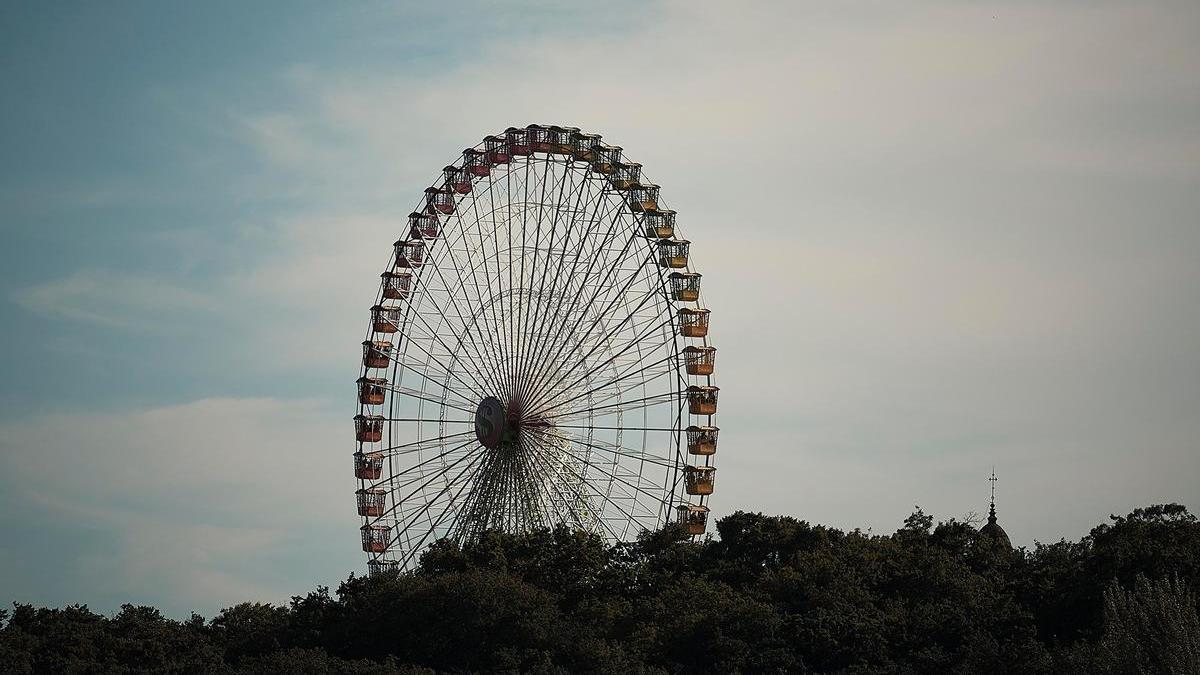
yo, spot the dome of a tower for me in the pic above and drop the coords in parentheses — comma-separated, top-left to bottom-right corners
(979, 512, 1012, 549)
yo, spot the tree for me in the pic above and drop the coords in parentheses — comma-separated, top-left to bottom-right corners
(1096, 575, 1200, 674)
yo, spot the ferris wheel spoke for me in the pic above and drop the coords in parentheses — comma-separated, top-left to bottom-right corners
(517, 436, 619, 540)
(386, 374, 478, 414)
(379, 437, 479, 487)
(533, 359, 679, 420)
(520, 432, 643, 540)
(381, 440, 481, 515)
(412, 272, 510, 402)
(417, 200, 509, 359)
(514, 186, 628, 409)
(456, 451, 502, 532)
(387, 303, 498, 398)
(538, 391, 681, 423)
(510, 156, 566, 402)
(403, 444, 489, 532)
(408, 231, 513, 400)
(522, 429, 667, 530)
(470, 169, 519, 404)
(514, 437, 590, 534)
(524, 312, 675, 416)
(513, 162, 591, 407)
(526, 424, 595, 527)
(417, 303, 508, 407)
(383, 373, 478, 409)
(524, 426, 670, 507)
(503, 155, 531, 403)
(510, 157, 552, 388)
(530, 441, 648, 540)
(376, 417, 473, 424)
(558, 388, 681, 421)
(552, 324, 682, 405)
(549, 423, 675, 432)
(419, 218, 514, 402)
(519, 246, 659, 411)
(398, 472, 483, 568)
(517, 174, 618, 353)
(533, 281, 667, 404)
(531, 330, 680, 419)
(377, 430, 476, 455)
(387, 386, 478, 416)
(457, 453, 518, 539)
(398, 300, 506, 398)
(455, 194, 516, 385)
(389, 448, 490, 565)
(426, 478, 503, 557)
(532, 427, 676, 468)
(513, 195, 637, 403)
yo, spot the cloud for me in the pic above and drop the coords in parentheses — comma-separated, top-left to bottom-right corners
(203, 0, 1200, 542)
(10, 270, 218, 331)
(2, 1, 1199, 616)
(0, 397, 361, 616)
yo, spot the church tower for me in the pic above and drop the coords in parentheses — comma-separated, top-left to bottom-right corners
(979, 468, 1012, 549)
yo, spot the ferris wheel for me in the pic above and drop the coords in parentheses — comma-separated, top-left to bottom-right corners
(352, 125, 721, 573)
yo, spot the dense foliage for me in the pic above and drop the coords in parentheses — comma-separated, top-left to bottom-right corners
(3, 504, 1199, 674)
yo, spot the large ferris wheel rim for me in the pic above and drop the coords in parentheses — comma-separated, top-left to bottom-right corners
(353, 124, 719, 573)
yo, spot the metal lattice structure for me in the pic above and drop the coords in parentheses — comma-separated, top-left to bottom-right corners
(353, 125, 720, 573)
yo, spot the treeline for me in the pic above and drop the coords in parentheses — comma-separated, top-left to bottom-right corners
(3, 505, 1200, 674)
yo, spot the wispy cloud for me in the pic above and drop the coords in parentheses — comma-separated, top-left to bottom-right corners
(10, 270, 219, 330)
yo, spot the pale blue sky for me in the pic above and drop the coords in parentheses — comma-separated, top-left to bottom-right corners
(2, 1, 1199, 618)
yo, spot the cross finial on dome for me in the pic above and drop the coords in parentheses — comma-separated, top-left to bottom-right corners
(979, 467, 1011, 548)
(988, 467, 998, 523)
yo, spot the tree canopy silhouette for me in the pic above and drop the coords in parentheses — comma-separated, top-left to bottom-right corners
(3, 504, 1199, 674)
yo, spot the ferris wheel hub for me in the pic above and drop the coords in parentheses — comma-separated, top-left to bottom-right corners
(474, 396, 507, 448)
(475, 396, 551, 448)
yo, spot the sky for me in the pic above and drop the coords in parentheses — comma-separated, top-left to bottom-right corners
(1, 1, 1198, 618)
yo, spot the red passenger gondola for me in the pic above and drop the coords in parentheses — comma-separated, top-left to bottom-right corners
(684, 465, 716, 496)
(357, 488, 387, 517)
(443, 166, 471, 195)
(643, 209, 675, 239)
(682, 345, 716, 376)
(657, 239, 690, 269)
(676, 504, 710, 535)
(394, 239, 425, 268)
(371, 304, 402, 334)
(361, 525, 391, 553)
(353, 451, 384, 480)
(687, 385, 719, 415)
(485, 135, 511, 164)
(354, 414, 385, 442)
(362, 340, 392, 369)
(381, 271, 413, 300)
(425, 186, 455, 215)
(678, 308, 709, 337)
(669, 272, 701, 302)
(506, 127, 531, 156)
(686, 425, 719, 456)
(462, 148, 490, 178)
(409, 212, 440, 240)
(358, 376, 387, 405)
